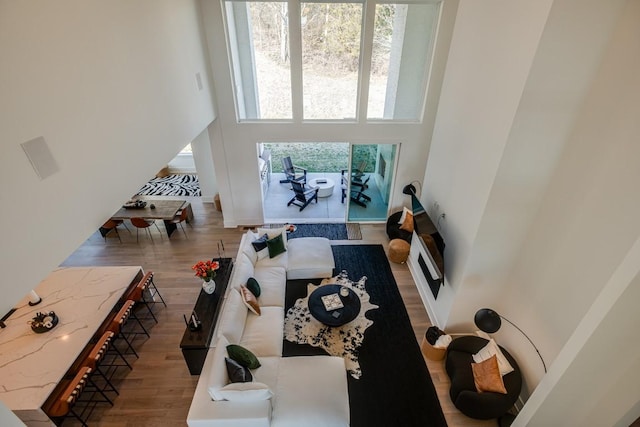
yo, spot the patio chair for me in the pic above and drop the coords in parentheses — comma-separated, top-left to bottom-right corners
(279, 156, 307, 185)
(351, 174, 369, 190)
(351, 160, 367, 183)
(350, 177, 371, 208)
(341, 170, 348, 203)
(287, 181, 319, 211)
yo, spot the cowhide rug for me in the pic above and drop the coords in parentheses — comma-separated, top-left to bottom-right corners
(283, 274, 379, 379)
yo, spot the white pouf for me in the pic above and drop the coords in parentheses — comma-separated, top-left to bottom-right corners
(286, 237, 335, 280)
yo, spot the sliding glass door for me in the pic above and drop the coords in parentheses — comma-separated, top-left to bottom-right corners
(347, 144, 397, 222)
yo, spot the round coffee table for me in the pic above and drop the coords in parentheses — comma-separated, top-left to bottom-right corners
(308, 178, 335, 198)
(308, 284, 361, 326)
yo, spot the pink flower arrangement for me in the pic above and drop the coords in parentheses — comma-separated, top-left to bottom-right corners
(192, 260, 220, 282)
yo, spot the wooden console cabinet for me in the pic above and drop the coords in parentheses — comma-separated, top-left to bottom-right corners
(180, 258, 233, 375)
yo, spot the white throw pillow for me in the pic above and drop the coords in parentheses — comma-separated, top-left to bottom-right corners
(257, 227, 287, 249)
(218, 382, 273, 402)
(472, 338, 514, 376)
(398, 206, 412, 225)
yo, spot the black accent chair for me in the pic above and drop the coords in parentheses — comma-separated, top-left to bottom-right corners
(386, 211, 413, 242)
(350, 177, 371, 207)
(287, 181, 318, 211)
(279, 156, 307, 185)
(445, 336, 522, 420)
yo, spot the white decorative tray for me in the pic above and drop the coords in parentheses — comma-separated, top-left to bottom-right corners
(321, 293, 344, 311)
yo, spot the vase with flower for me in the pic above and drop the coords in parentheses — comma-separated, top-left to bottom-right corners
(192, 260, 220, 294)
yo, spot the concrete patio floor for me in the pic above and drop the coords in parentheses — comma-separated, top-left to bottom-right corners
(263, 172, 388, 224)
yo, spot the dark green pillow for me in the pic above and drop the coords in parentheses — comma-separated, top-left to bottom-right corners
(225, 357, 253, 383)
(266, 234, 286, 258)
(246, 277, 261, 297)
(227, 344, 261, 369)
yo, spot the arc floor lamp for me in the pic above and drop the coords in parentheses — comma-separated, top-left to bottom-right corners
(474, 308, 547, 373)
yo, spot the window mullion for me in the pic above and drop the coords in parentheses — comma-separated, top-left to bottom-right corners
(358, 0, 376, 122)
(288, 0, 303, 122)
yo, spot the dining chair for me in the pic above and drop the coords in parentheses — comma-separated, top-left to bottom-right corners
(101, 220, 122, 243)
(168, 208, 189, 239)
(130, 217, 162, 243)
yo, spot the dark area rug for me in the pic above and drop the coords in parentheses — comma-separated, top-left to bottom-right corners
(283, 245, 447, 427)
(289, 223, 347, 240)
(266, 223, 362, 240)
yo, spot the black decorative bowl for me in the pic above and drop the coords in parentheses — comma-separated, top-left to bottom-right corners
(123, 200, 147, 209)
(30, 311, 59, 333)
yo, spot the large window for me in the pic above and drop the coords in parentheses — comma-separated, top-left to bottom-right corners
(367, 3, 439, 119)
(301, 2, 362, 120)
(224, 0, 441, 122)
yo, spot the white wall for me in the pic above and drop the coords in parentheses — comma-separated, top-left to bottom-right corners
(423, 0, 639, 420)
(516, 236, 640, 426)
(199, 0, 459, 227)
(192, 127, 218, 203)
(0, 0, 215, 316)
(422, 0, 554, 325)
(501, 0, 640, 403)
(168, 153, 197, 174)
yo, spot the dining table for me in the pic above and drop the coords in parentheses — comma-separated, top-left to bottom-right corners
(0, 266, 142, 426)
(106, 196, 192, 238)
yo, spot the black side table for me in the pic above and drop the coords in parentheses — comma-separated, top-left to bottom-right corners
(308, 284, 361, 327)
(180, 258, 233, 375)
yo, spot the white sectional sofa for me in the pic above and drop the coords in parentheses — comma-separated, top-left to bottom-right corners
(187, 230, 349, 427)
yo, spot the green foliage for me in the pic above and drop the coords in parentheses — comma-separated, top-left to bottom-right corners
(301, 3, 363, 73)
(264, 142, 377, 173)
(265, 143, 349, 172)
(247, 2, 396, 75)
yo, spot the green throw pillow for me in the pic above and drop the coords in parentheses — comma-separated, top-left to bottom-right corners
(227, 344, 261, 369)
(266, 234, 286, 258)
(246, 277, 261, 297)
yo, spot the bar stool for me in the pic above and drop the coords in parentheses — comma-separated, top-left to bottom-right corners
(85, 331, 131, 396)
(46, 367, 112, 427)
(144, 271, 167, 308)
(127, 271, 164, 323)
(107, 300, 148, 359)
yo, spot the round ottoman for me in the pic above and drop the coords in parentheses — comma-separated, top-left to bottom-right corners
(388, 238, 411, 263)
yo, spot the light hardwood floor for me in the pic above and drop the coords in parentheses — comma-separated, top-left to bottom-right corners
(61, 197, 496, 427)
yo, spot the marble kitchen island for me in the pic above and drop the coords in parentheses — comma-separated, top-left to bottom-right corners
(0, 266, 142, 426)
